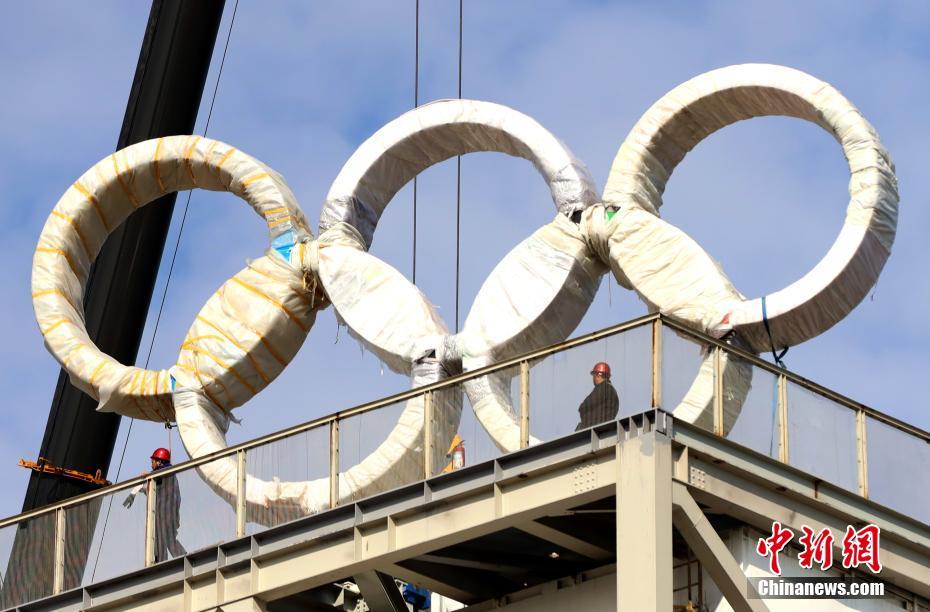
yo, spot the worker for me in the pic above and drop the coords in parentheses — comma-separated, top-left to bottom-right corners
(147, 447, 187, 562)
(575, 362, 619, 430)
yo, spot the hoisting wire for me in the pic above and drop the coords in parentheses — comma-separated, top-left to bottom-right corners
(412, 0, 420, 285)
(91, 0, 240, 581)
(454, 0, 463, 332)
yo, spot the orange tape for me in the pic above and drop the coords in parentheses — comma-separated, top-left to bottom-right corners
(89, 360, 108, 386)
(35, 247, 84, 281)
(196, 315, 271, 384)
(32, 288, 79, 312)
(40, 318, 74, 336)
(241, 172, 269, 186)
(184, 135, 202, 185)
(216, 147, 237, 174)
(72, 181, 110, 231)
(111, 152, 141, 208)
(153, 137, 166, 192)
(230, 277, 309, 333)
(216, 285, 289, 367)
(181, 340, 258, 395)
(50, 211, 92, 259)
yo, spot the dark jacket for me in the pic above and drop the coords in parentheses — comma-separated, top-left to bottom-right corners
(575, 381, 619, 430)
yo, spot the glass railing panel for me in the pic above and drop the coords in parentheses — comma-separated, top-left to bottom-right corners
(169, 458, 237, 561)
(339, 399, 415, 502)
(0, 511, 55, 607)
(724, 360, 779, 458)
(65, 486, 145, 588)
(866, 418, 930, 524)
(246, 425, 330, 533)
(0, 523, 16, 604)
(458, 379, 506, 468)
(428, 382, 469, 477)
(529, 325, 652, 441)
(786, 382, 858, 491)
(662, 326, 711, 427)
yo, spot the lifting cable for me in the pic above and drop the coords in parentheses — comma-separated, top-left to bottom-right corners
(454, 0, 463, 332)
(90, 0, 240, 581)
(412, 0, 420, 285)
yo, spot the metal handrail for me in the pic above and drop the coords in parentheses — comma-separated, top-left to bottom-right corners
(661, 317, 930, 442)
(0, 313, 660, 529)
(1, 311, 926, 593)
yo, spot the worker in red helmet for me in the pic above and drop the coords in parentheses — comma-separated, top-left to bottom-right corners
(575, 362, 620, 431)
(146, 447, 187, 562)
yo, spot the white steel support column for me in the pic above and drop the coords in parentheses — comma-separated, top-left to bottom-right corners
(616, 431, 672, 610)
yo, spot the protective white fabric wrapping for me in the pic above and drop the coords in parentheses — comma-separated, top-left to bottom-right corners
(171, 251, 319, 415)
(32, 136, 311, 421)
(174, 358, 460, 522)
(582, 203, 746, 336)
(320, 99, 602, 454)
(596, 63, 898, 353)
(321, 99, 597, 250)
(461, 214, 606, 451)
(33, 67, 899, 520)
(313, 224, 448, 375)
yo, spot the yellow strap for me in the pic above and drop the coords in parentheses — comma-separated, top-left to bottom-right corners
(62, 343, 87, 369)
(111, 153, 141, 208)
(241, 172, 269, 186)
(129, 370, 156, 421)
(216, 147, 237, 174)
(32, 289, 79, 312)
(153, 137, 166, 192)
(72, 181, 110, 231)
(40, 318, 74, 336)
(216, 285, 289, 367)
(35, 248, 84, 281)
(158, 371, 174, 416)
(230, 277, 309, 333)
(195, 315, 271, 384)
(184, 135, 202, 185)
(267, 216, 292, 229)
(178, 356, 229, 412)
(204, 138, 219, 162)
(246, 263, 314, 311)
(89, 360, 108, 386)
(50, 210, 92, 259)
(181, 341, 258, 395)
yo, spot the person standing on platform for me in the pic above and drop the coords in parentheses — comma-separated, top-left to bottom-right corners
(575, 362, 619, 430)
(147, 447, 187, 562)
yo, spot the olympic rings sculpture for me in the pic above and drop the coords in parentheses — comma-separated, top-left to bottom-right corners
(32, 64, 897, 519)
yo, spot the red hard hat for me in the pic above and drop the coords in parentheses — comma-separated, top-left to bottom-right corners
(591, 362, 611, 376)
(151, 448, 171, 462)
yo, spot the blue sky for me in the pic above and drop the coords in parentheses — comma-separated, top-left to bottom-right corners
(0, 1, 928, 520)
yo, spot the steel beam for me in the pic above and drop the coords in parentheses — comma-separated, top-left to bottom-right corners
(674, 423, 930, 599)
(671, 482, 767, 612)
(616, 431, 673, 611)
(517, 520, 612, 561)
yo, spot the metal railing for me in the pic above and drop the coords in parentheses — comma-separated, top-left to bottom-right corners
(0, 313, 927, 608)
